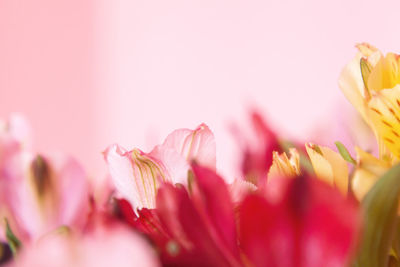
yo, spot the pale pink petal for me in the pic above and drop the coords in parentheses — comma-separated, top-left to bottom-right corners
(3, 152, 44, 241)
(17, 226, 160, 267)
(6, 114, 32, 148)
(162, 124, 216, 170)
(104, 144, 170, 211)
(56, 157, 90, 230)
(149, 145, 190, 185)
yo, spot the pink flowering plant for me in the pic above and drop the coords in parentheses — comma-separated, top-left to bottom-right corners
(2, 43, 400, 267)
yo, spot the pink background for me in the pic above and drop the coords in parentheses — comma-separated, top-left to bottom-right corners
(1, 0, 400, 179)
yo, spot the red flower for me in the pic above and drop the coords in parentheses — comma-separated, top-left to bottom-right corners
(239, 176, 360, 267)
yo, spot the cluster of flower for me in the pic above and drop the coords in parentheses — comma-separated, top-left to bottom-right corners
(1, 43, 400, 267)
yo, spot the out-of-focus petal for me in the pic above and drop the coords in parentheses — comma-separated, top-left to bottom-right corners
(0, 114, 32, 149)
(306, 143, 349, 195)
(351, 147, 390, 201)
(234, 111, 281, 184)
(17, 226, 160, 267)
(3, 154, 91, 241)
(228, 178, 257, 204)
(356, 43, 379, 58)
(305, 144, 334, 185)
(239, 176, 360, 267)
(191, 164, 238, 257)
(268, 148, 300, 179)
(239, 194, 291, 267)
(56, 157, 90, 229)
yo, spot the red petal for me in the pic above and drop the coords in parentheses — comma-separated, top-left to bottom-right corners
(240, 177, 360, 267)
(191, 164, 239, 257)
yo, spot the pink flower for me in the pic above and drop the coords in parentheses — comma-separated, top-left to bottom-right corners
(104, 124, 216, 211)
(0, 116, 91, 242)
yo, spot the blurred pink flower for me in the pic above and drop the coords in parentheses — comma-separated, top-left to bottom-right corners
(16, 225, 160, 267)
(0, 116, 91, 242)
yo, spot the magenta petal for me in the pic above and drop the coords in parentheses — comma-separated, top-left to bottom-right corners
(239, 177, 360, 267)
(191, 164, 238, 257)
(240, 194, 295, 267)
(175, 186, 235, 267)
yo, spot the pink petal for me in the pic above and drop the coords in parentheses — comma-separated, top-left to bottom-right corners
(191, 164, 238, 257)
(162, 124, 216, 170)
(149, 145, 190, 185)
(56, 157, 91, 230)
(17, 226, 160, 267)
(104, 144, 170, 210)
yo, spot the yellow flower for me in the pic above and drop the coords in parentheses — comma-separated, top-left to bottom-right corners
(305, 143, 349, 195)
(339, 43, 400, 160)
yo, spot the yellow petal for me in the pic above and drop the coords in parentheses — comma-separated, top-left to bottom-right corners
(305, 143, 334, 186)
(339, 54, 370, 124)
(355, 147, 390, 175)
(367, 85, 400, 158)
(352, 168, 380, 201)
(306, 143, 349, 195)
(351, 147, 390, 201)
(368, 53, 400, 91)
(320, 146, 349, 195)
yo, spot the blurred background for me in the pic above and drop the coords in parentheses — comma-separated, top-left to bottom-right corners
(1, 0, 399, 179)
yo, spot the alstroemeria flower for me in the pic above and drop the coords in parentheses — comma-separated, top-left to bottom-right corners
(0, 116, 91, 242)
(115, 164, 242, 267)
(339, 43, 400, 160)
(104, 124, 216, 211)
(115, 163, 360, 267)
(239, 176, 360, 267)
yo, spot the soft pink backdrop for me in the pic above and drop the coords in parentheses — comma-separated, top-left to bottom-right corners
(1, 0, 400, 179)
